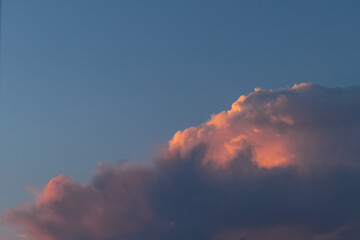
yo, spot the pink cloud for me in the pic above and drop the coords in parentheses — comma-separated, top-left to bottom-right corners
(3, 83, 360, 240)
(4, 164, 154, 240)
(16, 234, 28, 239)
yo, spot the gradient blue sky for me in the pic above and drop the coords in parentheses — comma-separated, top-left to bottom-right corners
(1, 0, 360, 234)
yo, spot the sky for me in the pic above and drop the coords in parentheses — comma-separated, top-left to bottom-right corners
(1, 1, 360, 239)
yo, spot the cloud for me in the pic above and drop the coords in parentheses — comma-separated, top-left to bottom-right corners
(166, 83, 360, 169)
(16, 234, 28, 239)
(3, 83, 360, 240)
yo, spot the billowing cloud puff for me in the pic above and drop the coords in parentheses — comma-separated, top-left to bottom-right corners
(4, 83, 360, 240)
(167, 83, 360, 169)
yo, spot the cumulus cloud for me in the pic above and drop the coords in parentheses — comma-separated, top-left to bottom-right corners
(3, 83, 360, 240)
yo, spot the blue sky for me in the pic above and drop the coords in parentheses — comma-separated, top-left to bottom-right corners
(1, 1, 360, 237)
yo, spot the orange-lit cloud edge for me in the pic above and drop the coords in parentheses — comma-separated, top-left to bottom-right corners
(3, 83, 360, 240)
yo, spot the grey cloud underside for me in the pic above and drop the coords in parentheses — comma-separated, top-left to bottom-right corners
(4, 84, 360, 240)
